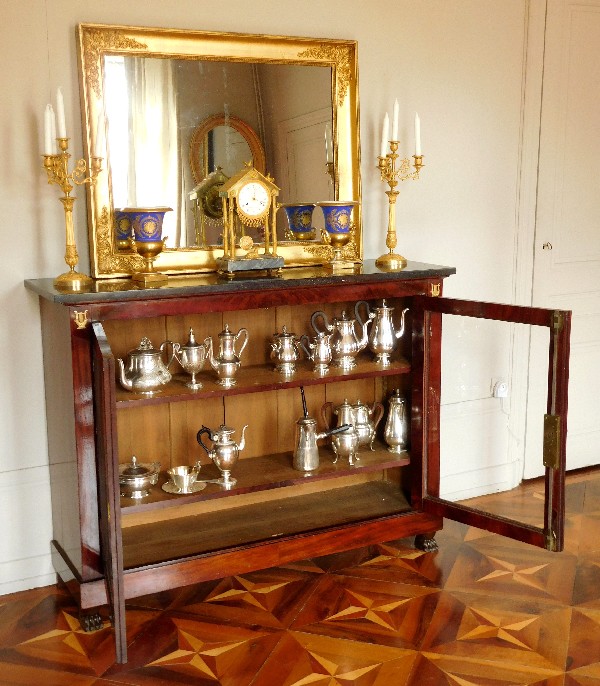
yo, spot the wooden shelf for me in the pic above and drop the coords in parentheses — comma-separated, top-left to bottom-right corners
(122, 480, 412, 569)
(114, 355, 411, 407)
(121, 443, 410, 513)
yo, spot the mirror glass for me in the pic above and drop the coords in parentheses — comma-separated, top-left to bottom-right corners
(78, 25, 361, 277)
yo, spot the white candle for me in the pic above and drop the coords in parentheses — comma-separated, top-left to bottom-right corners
(56, 87, 66, 138)
(392, 99, 399, 141)
(380, 112, 389, 157)
(49, 105, 57, 153)
(95, 112, 105, 157)
(415, 112, 421, 156)
(43, 104, 53, 155)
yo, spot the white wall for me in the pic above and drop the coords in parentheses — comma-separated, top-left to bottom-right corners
(0, 0, 533, 593)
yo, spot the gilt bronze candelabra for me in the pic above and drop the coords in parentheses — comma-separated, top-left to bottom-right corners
(43, 138, 102, 291)
(376, 141, 423, 271)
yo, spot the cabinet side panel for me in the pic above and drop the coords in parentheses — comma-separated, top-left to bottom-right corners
(40, 300, 87, 577)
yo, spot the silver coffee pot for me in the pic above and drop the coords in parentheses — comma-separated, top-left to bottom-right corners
(270, 325, 300, 376)
(118, 337, 177, 395)
(384, 390, 409, 453)
(206, 324, 249, 387)
(197, 423, 248, 488)
(299, 331, 333, 374)
(293, 417, 351, 471)
(355, 300, 409, 366)
(175, 328, 210, 390)
(311, 308, 374, 370)
(352, 399, 384, 451)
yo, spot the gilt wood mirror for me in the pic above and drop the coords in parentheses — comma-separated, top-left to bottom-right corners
(77, 23, 361, 278)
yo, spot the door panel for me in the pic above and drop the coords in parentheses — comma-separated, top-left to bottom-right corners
(528, 0, 600, 474)
(412, 296, 570, 551)
(91, 322, 127, 663)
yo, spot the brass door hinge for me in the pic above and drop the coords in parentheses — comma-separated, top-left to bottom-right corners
(543, 414, 560, 470)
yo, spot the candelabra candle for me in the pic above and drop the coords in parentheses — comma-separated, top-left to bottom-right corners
(375, 140, 424, 271)
(42, 137, 102, 291)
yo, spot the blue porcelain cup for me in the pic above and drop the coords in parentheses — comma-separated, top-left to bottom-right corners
(317, 201, 357, 247)
(114, 209, 133, 250)
(122, 207, 172, 243)
(280, 203, 316, 240)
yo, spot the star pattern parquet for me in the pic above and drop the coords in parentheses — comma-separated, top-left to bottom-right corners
(1, 468, 600, 685)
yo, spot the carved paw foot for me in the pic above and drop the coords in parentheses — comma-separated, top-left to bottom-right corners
(80, 611, 104, 632)
(414, 534, 439, 553)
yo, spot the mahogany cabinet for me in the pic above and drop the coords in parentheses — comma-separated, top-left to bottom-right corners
(25, 260, 570, 662)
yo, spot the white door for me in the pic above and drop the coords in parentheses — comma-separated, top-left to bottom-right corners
(525, 0, 600, 476)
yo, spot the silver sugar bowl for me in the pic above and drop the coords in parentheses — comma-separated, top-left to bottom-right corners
(118, 456, 160, 499)
(270, 325, 300, 376)
(175, 328, 209, 390)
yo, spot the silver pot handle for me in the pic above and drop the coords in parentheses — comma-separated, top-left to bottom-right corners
(354, 300, 371, 326)
(160, 339, 180, 369)
(311, 310, 331, 334)
(234, 328, 249, 358)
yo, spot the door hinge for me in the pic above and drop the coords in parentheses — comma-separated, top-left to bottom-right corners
(552, 310, 564, 333)
(543, 414, 560, 470)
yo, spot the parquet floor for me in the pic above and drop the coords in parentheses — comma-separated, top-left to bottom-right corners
(1, 469, 600, 685)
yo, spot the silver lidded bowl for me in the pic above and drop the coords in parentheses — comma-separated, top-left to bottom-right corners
(118, 456, 160, 499)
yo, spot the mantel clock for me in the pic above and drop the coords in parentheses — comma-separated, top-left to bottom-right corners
(217, 164, 284, 274)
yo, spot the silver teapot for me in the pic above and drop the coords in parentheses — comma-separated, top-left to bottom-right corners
(118, 337, 177, 395)
(175, 328, 210, 390)
(321, 398, 383, 451)
(197, 423, 248, 488)
(299, 331, 333, 374)
(206, 324, 249, 388)
(270, 325, 300, 376)
(311, 308, 374, 370)
(384, 390, 409, 453)
(355, 300, 409, 366)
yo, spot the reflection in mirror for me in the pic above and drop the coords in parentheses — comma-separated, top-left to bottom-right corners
(78, 25, 361, 277)
(103, 56, 334, 250)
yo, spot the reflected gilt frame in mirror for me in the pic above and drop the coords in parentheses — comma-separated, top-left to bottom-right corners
(77, 23, 361, 278)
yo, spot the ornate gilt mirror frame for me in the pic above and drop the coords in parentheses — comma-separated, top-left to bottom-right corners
(77, 23, 361, 278)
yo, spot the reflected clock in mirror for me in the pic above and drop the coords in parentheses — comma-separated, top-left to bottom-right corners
(78, 24, 361, 276)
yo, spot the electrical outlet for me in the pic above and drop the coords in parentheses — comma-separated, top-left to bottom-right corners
(493, 380, 509, 398)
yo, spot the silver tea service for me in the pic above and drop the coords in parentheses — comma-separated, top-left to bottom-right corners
(311, 308, 374, 370)
(355, 299, 408, 367)
(321, 398, 384, 451)
(163, 463, 206, 494)
(299, 331, 333, 374)
(270, 325, 300, 376)
(293, 417, 352, 471)
(206, 324, 249, 388)
(384, 389, 409, 453)
(118, 337, 178, 394)
(197, 423, 248, 488)
(118, 456, 160, 499)
(175, 328, 210, 390)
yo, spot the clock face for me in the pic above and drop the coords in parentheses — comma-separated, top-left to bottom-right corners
(237, 181, 270, 220)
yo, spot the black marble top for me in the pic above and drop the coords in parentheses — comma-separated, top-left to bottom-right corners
(25, 259, 456, 305)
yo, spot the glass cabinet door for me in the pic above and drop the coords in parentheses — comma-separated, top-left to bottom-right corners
(411, 296, 571, 552)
